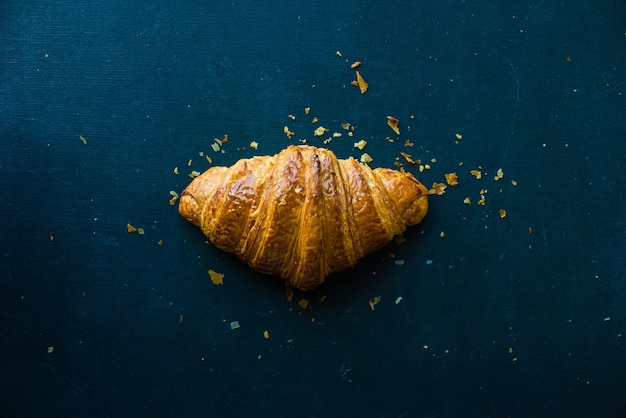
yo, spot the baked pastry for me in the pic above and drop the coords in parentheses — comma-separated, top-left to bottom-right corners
(179, 145, 428, 290)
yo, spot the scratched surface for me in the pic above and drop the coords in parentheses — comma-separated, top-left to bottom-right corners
(1, 1, 625, 417)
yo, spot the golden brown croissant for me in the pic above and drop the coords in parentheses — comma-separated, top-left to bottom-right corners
(179, 145, 428, 290)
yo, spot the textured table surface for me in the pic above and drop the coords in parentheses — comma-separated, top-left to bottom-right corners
(1, 1, 625, 417)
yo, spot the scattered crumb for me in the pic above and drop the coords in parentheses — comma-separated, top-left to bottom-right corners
(179, 314, 184, 324)
(444, 172, 459, 186)
(477, 194, 486, 205)
(189, 170, 201, 178)
(355, 71, 368, 94)
(360, 153, 373, 163)
(208, 269, 224, 285)
(211, 142, 220, 152)
(79, 135, 87, 144)
(440, 231, 445, 238)
(394, 259, 405, 266)
(455, 133, 463, 140)
(263, 330, 270, 339)
(304, 107, 310, 114)
(499, 209, 507, 218)
(187, 159, 193, 167)
(250, 141, 259, 150)
(298, 298, 309, 309)
(369, 295, 382, 311)
(283, 126, 295, 138)
(395, 296, 403, 305)
(387, 116, 400, 135)
(353, 140, 367, 150)
(404, 139, 414, 147)
(429, 183, 447, 196)
(158, 239, 163, 245)
(47, 346, 54, 354)
(400, 152, 416, 164)
(287, 114, 296, 120)
(173, 167, 179, 175)
(311, 116, 319, 123)
(494, 168, 504, 181)
(49, 232, 55, 241)
(314, 126, 327, 136)
(463, 197, 471, 205)
(511, 180, 518, 186)
(169, 190, 180, 205)
(341, 122, 351, 130)
(137, 228, 145, 235)
(470, 169, 482, 179)
(285, 284, 294, 302)
(332, 132, 342, 138)
(230, 321, 240, 330)
(350, 61, 361, 69)
(127, 223, 137, 233)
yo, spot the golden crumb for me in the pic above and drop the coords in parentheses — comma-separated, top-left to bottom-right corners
(313, 126, 327, 136)
(355, 71, 368, 94)
(369, 295, 381, 311)
(499, 209, 507, 218)
(341, 122, 351, 130)
(127, 223, 137, 233)
(304, 107, 310, 114)
(470, 169, 482, 179)
(350, 61, 362, 69)
(211, 142, 220, 152)
(400, 152, 416, 164)
(187, 159, 193, 167)
(189, 170, 201, 178)
(494, 168, 504, 181)
(79, 135, 87, 144)
(288, 114, 296, 120)
(137, 228, 145, 235)
(173, 167, 179, 175)
(206, 155, 212, 164)
(311, 116, 319, 123)
(158, 239, 163, 246)
(511, 180, 518, 186)
(208, 269, 224, 285)
(387, 116, 400, 135)
(250, 141, 259, 150)
(298, 298, 309, 309)
(283, 126, 295, 138)
(463, 197, 471, 205)
(353, 140, 367, 150)
(440, 231, 445, 238)
(360, 153, 373, 163)
(263, 330, 270, 339)
(395, 296, 403, 305)
(455, 133, 463, 140)
(429, 183, 447, 196)
(47, 346, 54, 354)
(444, 172, 459, 186)
(169, 190, 179, 206)
(477, 195, 486, 205)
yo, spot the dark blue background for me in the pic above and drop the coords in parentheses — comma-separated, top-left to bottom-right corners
(1, 1, 625, 417)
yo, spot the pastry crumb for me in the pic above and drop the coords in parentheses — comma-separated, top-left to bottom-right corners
(387, 116, 400, 135)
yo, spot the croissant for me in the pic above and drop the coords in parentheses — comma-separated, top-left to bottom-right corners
(179, 145, 428, 290)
